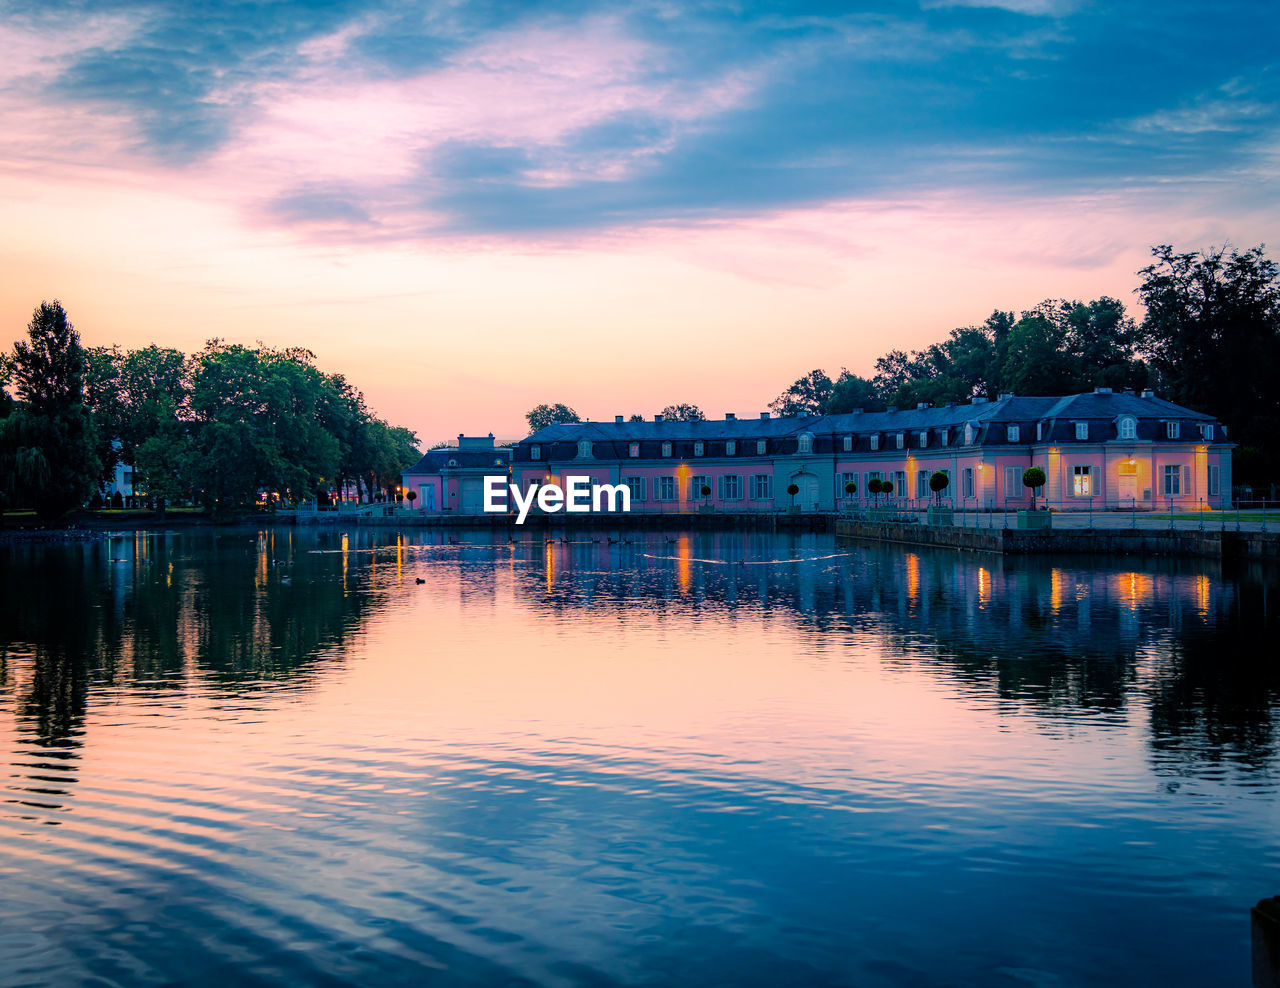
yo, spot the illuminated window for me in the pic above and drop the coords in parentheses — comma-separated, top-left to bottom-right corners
(1075, 422, 1088, 440)
(662, 441, 672, 457)
(629, 442, 640, 458)
(1073, 465, 1092, 496)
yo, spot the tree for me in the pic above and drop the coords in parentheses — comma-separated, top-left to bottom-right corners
(786, 482, 799, 506)
(1022, 466, 1046, 509)
(1137, 244, 1280, 485)
(929, 470, 950, 503)
(867, 477, 883, 502)
(771, 369, 834, 416)
(827, 371, 884, 413)
(661, 403, 706, 422)
(526, 403, 579, 433)
(628, 414, 644, 423)
(844, 480, 857, 496)
(2, 301, 100, 519)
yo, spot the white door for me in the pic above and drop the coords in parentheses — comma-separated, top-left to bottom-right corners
(1117, 464, 1137, 504)
(795, 474, 819, 510)
(420, 484, 434, 511)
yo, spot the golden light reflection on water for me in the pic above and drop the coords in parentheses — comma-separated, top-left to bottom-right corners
(677, 535, 692, 594)
(906, 553, 919, 605)
(977, 565, 990, 607)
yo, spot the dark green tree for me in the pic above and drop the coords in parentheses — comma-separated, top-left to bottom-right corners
(660, 403, 706, 422)
(526, 403, 579, 433)
(771, 369, 834, 416)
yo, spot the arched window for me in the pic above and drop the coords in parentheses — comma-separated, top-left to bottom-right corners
(756, 439, 766, 455)
(726, 440, 736, 455)
(1118, 416, 1137, 440)
(577, 439, 592, 458)
(843, 435, 853, 452)
(964, 424, 974, 445)
(919, 431, 928, 447)
(530, 445, 541, 460)
(694, 441, 704, 456)
(662, 441, 672, 457)
(629, 442, 640, 457)
(797, 432, 813, 454)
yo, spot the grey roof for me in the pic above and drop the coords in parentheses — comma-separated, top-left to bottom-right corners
(405, 447, 511, 473)
(522, 392, 1218, 444)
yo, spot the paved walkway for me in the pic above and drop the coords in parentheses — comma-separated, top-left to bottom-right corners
(944, 511, 1276, 533)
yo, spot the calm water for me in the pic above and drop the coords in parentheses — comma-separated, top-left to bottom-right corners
(1, 528, 1277, 987)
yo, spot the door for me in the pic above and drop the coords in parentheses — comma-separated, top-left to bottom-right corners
(420, 484, 434, 511)
(1117, 463, 1137, 504)
(794, 474, 819, 510)
(460, 478, 484, 514)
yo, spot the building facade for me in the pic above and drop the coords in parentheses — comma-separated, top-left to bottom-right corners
(502, 390, 1232, 513)
(401, 434, 511, 513)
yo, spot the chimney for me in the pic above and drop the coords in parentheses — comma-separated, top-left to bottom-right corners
(1141, 389, 1155, 398)
(654, 414, 664, 423)
(615, 415, 623, 423)
(916, 402, 931, 410)
(760, 412, 770, 420)
(725, 412, 736, 421)
(1094, 387, 1113, 395)
(971, 397, 988, 405)
(998, 393, 1014, 400)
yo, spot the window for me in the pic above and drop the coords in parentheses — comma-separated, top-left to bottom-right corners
(895, 432, 905, 449)
(1162, 464, 1182, 496)
(577, 439, 592, 458)
(624, 476, 645, 502)
(629, 442, 640, 458)
(963, 467, 974, 498)
(940, 429, 949, 447)
(757, 439, 767, 455)
(870, 435, 880, 451)
(1004, 466, 1021, 499)
(797, 432, 813, 454)
(1073, 465, 1092, 496)
(1166, 421, 1180, 440)
(657, 476, 676, 500)
(1075, 422, 1088, 440)
(1006, 425, 1020, 443)
(1200, 423, 1214, 441)
(1208, 463, 1220, 496)
(893, 471, 906, 497)
(720, 474, 742, 500)
(751, 474, 772, 499)
(841, 472, 859, 497)
(689, 475, 710, 500)
(919, 431, 928, 448)
(843, 435, 853, 452)
(662, 441, 672, 457)
(1119, 416, 1137, 440)
(531, 445, 541, 460)
(694, 441, 704, 457)
(916, 470, 929, 498)
(964, 424, 974, 445)
(1036, 422, 1044, 441)
(726, 440, 736, 455)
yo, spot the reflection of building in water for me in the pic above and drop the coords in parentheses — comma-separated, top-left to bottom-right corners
(511, 533, 1279, 778)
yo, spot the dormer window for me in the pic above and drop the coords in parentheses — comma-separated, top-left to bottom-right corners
(1166, 421, 1180, 439)
(870, 435, 880, 451)
(756, 439, 766, 455)
(843, 436, 852, 452)
(1036, 422, 1044, 441)
(797, 432, 813, 454)
(1075, 422, 1088, 440)
(629, 442, 640, 458)
(964, 424, 975, 445)
(1119, 416, 1137, 440)
(1199, 423, 1214, 441)
(531, 445, 541, 460)
(726, 440, 736, 455)
(662, 441, 672, 457)
(895, 432, 905, 449)
(577, 439, 593, 458)
(940, 429, 949, 447)
(1006, 425, 1020, 443)
(694, 441, 705, 456)
(919, 431, 928, 448)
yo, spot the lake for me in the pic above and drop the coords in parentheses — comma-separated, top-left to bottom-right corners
(1, 528, 1277, 987)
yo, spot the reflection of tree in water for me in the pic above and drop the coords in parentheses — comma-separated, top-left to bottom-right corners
(0, 528, 405, 749)
(516, 532, 1279, 777)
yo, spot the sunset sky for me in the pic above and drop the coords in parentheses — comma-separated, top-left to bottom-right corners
(2, 0, 1277, 443)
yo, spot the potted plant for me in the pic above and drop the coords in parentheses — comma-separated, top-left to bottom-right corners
(406, 490, 418, 510)
(1018, 466, 1051, 530)
(927, 471, 952, 526)
(698, 483, 714, 513)
(786, 482, 800, 512)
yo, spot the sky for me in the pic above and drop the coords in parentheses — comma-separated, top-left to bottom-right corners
(1, 0, 1277, 443)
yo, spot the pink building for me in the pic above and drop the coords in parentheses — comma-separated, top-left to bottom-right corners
(495, 390, 1231, 513)
(401, 434, 511, 513)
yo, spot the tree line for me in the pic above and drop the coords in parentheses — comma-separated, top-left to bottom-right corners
(527, 244, 1280, 487)
(0, 301, 421, 520)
